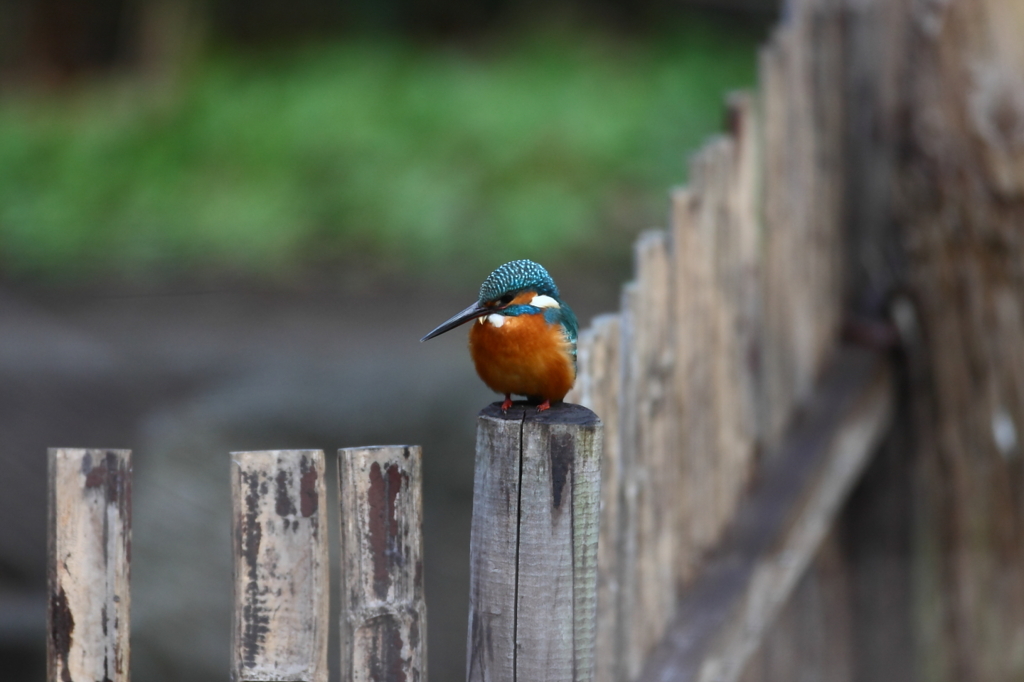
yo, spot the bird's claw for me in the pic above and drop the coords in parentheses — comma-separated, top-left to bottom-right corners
(501, 396, 513, 412)
(537, 399, 551, 412)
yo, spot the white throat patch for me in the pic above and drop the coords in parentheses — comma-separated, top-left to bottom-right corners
(484, 313, 505, 327)
(530, 295, 560, 309)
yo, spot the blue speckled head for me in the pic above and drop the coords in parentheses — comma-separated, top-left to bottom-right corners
(478, 260, 559, 302)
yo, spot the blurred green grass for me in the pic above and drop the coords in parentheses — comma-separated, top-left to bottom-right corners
(0, 20, 761, 283)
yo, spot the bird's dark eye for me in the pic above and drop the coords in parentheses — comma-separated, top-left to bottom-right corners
(498, 294, 514, 306)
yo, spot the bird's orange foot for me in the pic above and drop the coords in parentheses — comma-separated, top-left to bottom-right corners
(537, 399, 552, 412)
(501, 395, 513, 412)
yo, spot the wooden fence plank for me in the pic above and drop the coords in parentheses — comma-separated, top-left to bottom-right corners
(47, 448, 132, 682)
(615, 282, 642, 681)
(684, 133, 761, 564)
(467, 403, 602, 682)
(671, 185, 716, 580)
(758, 5, 845, 451)
(637, 348, 893, 682)
(627, 231, 679, 675)
(566, 315, 623, 682)
(337, 445, 426, 682)
(231, 450, 328, 682)
(707, 103, 759, 545)
(692, 138, 737, 543)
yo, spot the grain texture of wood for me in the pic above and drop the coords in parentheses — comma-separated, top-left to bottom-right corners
(231, 450, 328, 682)
(467, 402, 602, 682)
(47, 448, 131, 682)
(337, 445, 426, 682)
(881, 0, 1024, 679)
(637, 348, 893, 682)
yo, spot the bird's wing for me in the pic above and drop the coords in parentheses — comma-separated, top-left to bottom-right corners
(544, 303, 578, 368)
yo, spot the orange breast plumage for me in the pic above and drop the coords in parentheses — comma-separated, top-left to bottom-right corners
(468, 312, 576, 402)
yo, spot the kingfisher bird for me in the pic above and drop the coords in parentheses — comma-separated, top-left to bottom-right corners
(421, 260, 578, 412)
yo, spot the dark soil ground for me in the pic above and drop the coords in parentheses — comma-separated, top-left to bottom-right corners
(0, 269, 622, 681)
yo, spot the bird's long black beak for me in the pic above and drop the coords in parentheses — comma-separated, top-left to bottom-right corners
(420, 301, 490, 342)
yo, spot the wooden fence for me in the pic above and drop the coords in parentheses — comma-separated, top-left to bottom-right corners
(45, 368, 889, 682)
(560, 0, 872, 677)
(43, 0, 1024, 680)
(48, 446, 428, 682)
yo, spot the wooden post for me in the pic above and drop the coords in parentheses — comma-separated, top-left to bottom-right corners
(47, 448, 132, 682)
(467, 403, 602, 682)
(337, 445, 427, 682)
(231, 450, 329, 682)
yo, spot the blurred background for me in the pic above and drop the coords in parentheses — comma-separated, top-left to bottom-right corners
(0, 0, 773, 679)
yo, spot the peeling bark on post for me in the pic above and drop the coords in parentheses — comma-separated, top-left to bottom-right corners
(231, 450, 328, 682)
(47, 448, 132, 682)
(337, 445, 426, 682)
(467, 403, 602, 682)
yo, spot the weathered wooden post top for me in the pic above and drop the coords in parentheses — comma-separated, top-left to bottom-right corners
(467, 401, 602, 682)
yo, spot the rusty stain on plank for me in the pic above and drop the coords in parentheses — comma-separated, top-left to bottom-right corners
(239, 469, 268, 668)
(276, 469, 297, 518)
(49, 586, 74, 682)
(299, 455, 319, 518)
(368, 461, 409, 601)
